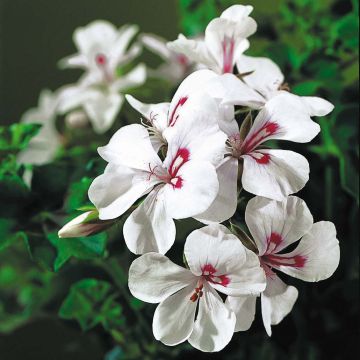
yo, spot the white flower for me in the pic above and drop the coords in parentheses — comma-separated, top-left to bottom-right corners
(58, 20, 146, 134)
(88, 90, 227, 254)
(17, 89, 61, 165)
(128, 224, 266, 352)
(227, 196, 340, 336)
(168, 5, 257, 74)
(140, 33, 193, 84)
(198, 89, 334, 222)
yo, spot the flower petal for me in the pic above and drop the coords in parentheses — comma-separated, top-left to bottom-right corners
(241, 149, 310, 201)
(83, 90, 124, 133)
(184, 224, 266, 296)
(97, 124, 162, 171)
(188, 284, 236, 352)
(261, 275, 298, 336)
(245, 196, 313, 256)
(153, 282, 198, 346)
(112, 63, 146, 92)
(128, 252, 195, 303)
(195, 157, 238, 224)
(125, 94, 169, 134)
(163, 161, 219, 219)
(236, 54, 284, 99)
(88, 164, 155, 220)
(140, 33, 172, 61)
(123, 187, 176, 254)
(270, 221, 340, 282)
(226, 295, 257, 332)
(300, 96, 334, 116)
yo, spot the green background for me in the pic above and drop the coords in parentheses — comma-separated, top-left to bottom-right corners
(0, 0, 358, 359)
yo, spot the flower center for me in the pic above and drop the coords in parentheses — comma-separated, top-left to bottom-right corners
(189, 283, 204, 302)
(95, 52, 113, 83)
(201, 264, 230, 286)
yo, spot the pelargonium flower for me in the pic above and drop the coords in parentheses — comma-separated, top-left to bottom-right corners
(227, 196, 340, 336)
(168, 5, 257, 74)
(198, 92, 333, 222)
(88, 91, 227, 254)
(128, 224, 266, 352)
(140, 33, 193, 84)
(17, 89, 61, 165)
(58, 20, 146, 133)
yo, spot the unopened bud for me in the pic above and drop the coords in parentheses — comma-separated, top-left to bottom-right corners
(58, 210, 113, 238)
(65, 110, 89, 129)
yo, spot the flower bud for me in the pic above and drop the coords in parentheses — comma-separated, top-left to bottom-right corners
(65, 110, 89, 129)
(58, 210, 113, 238)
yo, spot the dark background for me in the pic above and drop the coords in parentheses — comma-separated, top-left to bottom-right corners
(0, 0, 358, 359)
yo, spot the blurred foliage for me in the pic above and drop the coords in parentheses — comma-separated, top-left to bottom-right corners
(0, 0, 358, 359)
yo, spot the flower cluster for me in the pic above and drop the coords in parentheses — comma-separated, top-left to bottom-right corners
(55, 4, 340, 353)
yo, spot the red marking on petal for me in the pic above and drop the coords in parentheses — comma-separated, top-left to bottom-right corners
(170, 176, 183, 189)
(265, 232, 282, 254)
(177, 54, 188, 66)
(95, 53, 107, 66)
(251, 152, 271, 165)
(168, 96, 188, 127)
(201, 264, 230, 287)
(263, 254, 307, 268)
(241, 121, 280, 154)
(168, 148, 190, 177)
(222, 36, 235, 74)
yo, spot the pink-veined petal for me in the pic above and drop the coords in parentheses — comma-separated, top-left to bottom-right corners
(268, 221, 340, 282)
(128, 252, 195, 303)
(163, 160, 219, 219)
(188, 284, 236, 352)
(226, 295, 257, 332)
(123, 186, 176, 255)
(153, 281, 198, 346)
(184, 224, 266, 296)
(88, 164, 156, 220)
(195, 157, 238, 224)
(261, 275, 298, 337)
(241, 149, 310, 201)
(98, 124, 163, 171)
(245, 196, 313, 256)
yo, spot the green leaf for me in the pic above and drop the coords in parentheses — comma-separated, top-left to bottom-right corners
(0, 219, 26, 251)
(0, 123, 41, 155)
(64, 177, 93, 212)
(47, 232, 107, 272)
(59, 278, 124, 331)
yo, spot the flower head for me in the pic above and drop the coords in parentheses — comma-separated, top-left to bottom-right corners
(129, 224, 266, 352)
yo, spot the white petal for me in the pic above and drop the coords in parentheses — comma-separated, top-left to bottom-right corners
(74, 20, 118, 56)
(195, 157, 238, 224)
(128, 252, 195, 303)
(236, 55, 284, 99)
(153, 282, 198, 346)
(167, 34, 218, 72)
(188, 284, 236, 352)
(98, 124, 162, 171)
(271, 221, 340, 282)
(58, 54, 87, 69)
(184, 224, 266, 296)
(112, 63, 146, 92)
(245, 196, 313, 256)
(226, 295, 257, 332)
(83, 91, 124, 133)
(258, 92, 321, 144)
(261, 275, 298, 336)
(164, 92, 227, 167)
(88, 164, 155, 220)
(241, 149, 310, 201)
(220, 5, 254, 20)
(123, 187, 176, 255)
(125, 94, 169, 133)
(140, 33, 172, 61)
(163, 161, 219, 219)
(300, 96, 334, 116)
